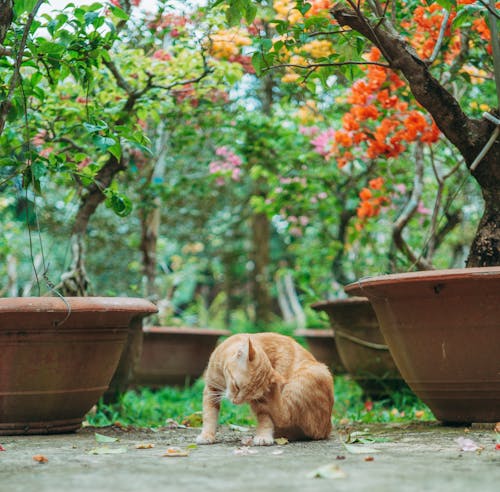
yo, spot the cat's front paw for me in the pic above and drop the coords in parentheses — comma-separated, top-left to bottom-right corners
(196, 432, 216, 445)
(252, 434, 274, 446)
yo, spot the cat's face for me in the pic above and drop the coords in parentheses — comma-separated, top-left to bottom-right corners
(223, 338, 270, 404)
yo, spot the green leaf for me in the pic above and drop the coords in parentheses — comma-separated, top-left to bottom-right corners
(14, 0, 38, 16)
(105, 191, 133, 217)
(31, 161, 46, 180)
(95, 432, 119, 443)
(435, 0, 456, 10)
(244, 4, 257, 24)
(251, 52, 263, 76)
(109, 5, 129, 20)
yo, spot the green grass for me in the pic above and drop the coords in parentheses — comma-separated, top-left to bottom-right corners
(86, 376, 435, 429)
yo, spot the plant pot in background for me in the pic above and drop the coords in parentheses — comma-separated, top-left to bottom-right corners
(0, 297, 158, 435)
(345, 267, 500, 423)
(294, 328, 346, 375)
(133, 327, 230, 387)
(312, 298, 405, 398)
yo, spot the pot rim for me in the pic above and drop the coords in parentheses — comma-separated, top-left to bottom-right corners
(144, 326, 230, 336)
(344, 266, 500, 295)
(0, 296, 158, 315)
(294, 328, 334, 337)
(311, 297, 368, 310)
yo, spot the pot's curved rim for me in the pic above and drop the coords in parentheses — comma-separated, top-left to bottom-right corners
(311, 297, 368, 310)
(294, 328, 334, 337)
(145, 326, 230, 336)
(345, 266, 500, 296)
(0, 296, 158, 315)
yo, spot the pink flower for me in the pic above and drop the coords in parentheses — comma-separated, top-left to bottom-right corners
(417, 202, 431, 215)
(311, 128, 336, 158)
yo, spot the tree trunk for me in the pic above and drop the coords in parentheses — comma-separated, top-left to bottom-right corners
(0, 0, 13, 46)
(250, 211, 272, 326)
(331, 4, 500, 267)
(59, 155, 125, 295)
(140, 206, 160, 299)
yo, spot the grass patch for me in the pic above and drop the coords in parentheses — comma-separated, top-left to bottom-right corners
(86, 376, 435, 429)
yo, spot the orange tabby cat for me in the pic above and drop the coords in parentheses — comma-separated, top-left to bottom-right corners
(196, 332, 334, 445)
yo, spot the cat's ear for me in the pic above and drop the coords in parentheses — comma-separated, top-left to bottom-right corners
(248, 338, 256, 362)
(236, 337, 255, 364)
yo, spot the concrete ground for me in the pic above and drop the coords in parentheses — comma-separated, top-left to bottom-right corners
(0, 422, 499, 492)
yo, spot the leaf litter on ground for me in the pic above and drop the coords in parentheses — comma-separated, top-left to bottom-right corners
(456, 437, 484, 452)
(88, 446, 128, 455)
(94, 432, 119, 443)
(339, 429, 382, 454)
(162, 447, 190, 457)
(307, 463, 347, 479)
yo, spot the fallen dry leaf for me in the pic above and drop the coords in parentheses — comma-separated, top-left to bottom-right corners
(162, 447, 189, 457)
(181, 412, 203, 428)
(94, 432, 119, 444)
(88, 446, 127, 455)
(364, 456, 375, 462)
(229, 424, 250, 432)
(307, 464, 347, 479)
(274, 437, 289, 446)
(233, 446, 258, 456)
(165, 418, 187, 429)
(456, 437, 484, 452)
(135, 443, 155, 449)
(33, 454, 48, 463)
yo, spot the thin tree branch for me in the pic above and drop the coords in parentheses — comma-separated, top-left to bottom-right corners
(478, 0, 500, 19)
(487, 0, 500, 106)
(263, 60, 390, 73)
(0, 0, 44, 137)
(392, 142, 434, 270)
(307, 28, 352, 37)
(427, 9, 450, 64)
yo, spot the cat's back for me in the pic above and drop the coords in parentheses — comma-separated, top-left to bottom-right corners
(252, 332, 318, 373)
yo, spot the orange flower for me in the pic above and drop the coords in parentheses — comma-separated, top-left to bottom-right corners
(335, 130, 353, 147)
(342, 112, 360, 131)
(359, 187, 372, 200)
(369, 177, 384, 190)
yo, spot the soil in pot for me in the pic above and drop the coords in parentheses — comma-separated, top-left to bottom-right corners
(311, 298, 405, 398)
(133, 327, 230, 387)
(0, 297, 157, 435)
(345, 267, 500, 423)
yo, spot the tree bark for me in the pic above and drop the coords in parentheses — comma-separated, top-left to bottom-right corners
(331, 4, 500, 267)
(0, 0, 13, 46)
(250, 211, 272, 326)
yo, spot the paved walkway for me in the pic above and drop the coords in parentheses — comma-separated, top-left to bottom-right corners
(1, 422, 499, 492)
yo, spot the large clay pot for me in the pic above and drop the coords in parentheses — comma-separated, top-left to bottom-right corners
(0, 297, 157, 435)
(294, 328, 345, 375)
(133, 327, 230, 387)
(345, 267, 500, 423)
(312, 298, 404, 397)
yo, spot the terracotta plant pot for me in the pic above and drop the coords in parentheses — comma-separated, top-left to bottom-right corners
(294, 328, 346, 375)
(345, 267, 500, 423)
(133, 327, 230, 387)
(0, 297, 157, 435)
(312, 298, 404, 397)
